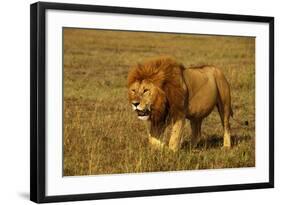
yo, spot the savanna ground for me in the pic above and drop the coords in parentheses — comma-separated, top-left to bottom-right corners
(63, 28, 255, 176)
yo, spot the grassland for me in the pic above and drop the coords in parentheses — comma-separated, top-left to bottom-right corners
(63, 28, 255, 176)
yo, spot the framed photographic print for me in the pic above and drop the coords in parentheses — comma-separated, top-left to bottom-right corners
(30, 1, 274, 203)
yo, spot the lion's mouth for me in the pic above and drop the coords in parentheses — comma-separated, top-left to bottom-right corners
(136, 109, 150, 117)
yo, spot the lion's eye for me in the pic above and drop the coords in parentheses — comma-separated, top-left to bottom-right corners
(131, 89, 136, 93)
(143, 89, 149, 93)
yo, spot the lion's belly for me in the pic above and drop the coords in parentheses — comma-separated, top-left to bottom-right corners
(184, 67, 218, 119)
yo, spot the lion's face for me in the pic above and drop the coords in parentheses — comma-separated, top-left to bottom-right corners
(128, 80, 159, 121)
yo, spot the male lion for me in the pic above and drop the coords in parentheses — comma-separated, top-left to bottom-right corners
(127, 57, 232, 151)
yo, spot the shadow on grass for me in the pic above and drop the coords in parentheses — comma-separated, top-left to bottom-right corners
(181, 134, 252, 150)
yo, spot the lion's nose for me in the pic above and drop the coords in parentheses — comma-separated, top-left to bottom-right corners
(132, 101, 140, 107)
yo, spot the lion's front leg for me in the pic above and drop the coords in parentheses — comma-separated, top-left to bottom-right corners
(145, 121, 166, 149)
(148, 134, 165, 149)
(168, 119, 184, 151)
(190, 119, 202, 148)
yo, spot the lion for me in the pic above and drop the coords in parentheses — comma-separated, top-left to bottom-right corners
(127, 57, 232, 151)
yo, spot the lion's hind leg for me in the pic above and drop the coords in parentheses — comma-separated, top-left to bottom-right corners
(215, 68, 232, 148)
(217, 101, 231, 148)
(222, 104, 231, 147)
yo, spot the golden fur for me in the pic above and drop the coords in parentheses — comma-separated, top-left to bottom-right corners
(128, 57, 232, 151)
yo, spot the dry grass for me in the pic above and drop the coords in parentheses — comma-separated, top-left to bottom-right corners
(63, 28, 255, 176)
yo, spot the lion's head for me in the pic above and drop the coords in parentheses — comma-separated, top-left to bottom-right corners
(128, 79, 166, 121)
(127, 57, 186, 123)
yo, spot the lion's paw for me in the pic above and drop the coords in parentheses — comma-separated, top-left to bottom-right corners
(148, 137, 165, 149)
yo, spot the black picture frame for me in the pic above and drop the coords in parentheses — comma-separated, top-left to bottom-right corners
(30, 1, 274, 203)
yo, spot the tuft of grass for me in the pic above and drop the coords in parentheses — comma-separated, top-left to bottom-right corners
(63, 28, 255, 176)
